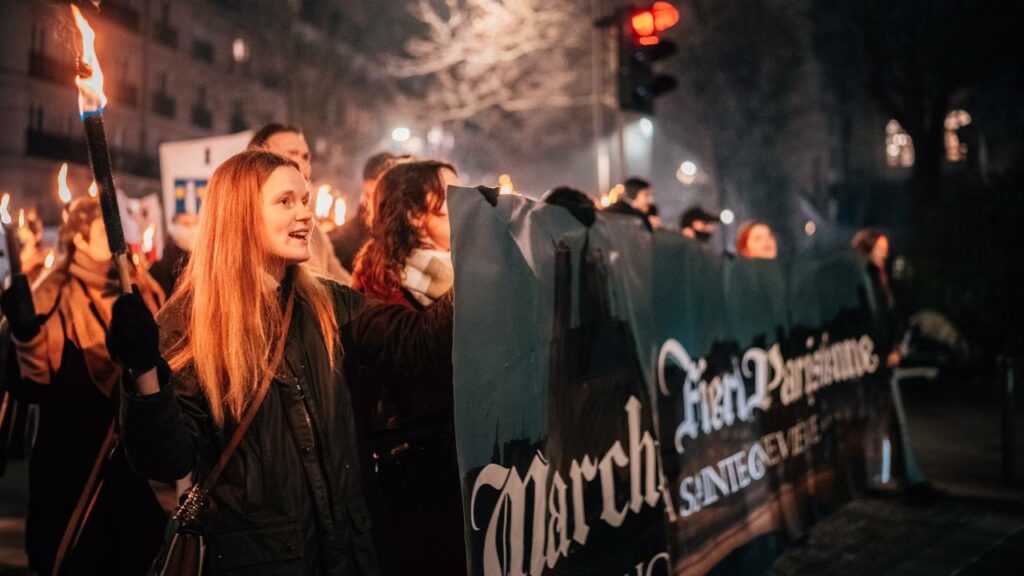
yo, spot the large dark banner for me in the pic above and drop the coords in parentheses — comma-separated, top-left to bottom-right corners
(449, 188, 893, 576)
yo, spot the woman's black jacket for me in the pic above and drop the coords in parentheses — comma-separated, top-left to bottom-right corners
(119, 281, 453, 576)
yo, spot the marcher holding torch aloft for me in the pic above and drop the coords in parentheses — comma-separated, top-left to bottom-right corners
(0, 197, 167, 575)
(107, 151, 453, 575)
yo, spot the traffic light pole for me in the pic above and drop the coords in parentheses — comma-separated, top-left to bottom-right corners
(591, 0, 611, 194)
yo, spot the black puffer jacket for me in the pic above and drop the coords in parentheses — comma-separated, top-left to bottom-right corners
(120, 280, 453, 576)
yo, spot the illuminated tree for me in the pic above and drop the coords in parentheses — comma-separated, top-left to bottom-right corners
(385, 0, 604, 169)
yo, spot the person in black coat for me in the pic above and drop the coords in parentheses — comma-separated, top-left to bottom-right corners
(604, 177, 655, 232)
(108, 151, 453, 575)
(0, 198, 167, 575)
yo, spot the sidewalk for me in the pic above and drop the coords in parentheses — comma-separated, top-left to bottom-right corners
(771, 373, 1024, 575)
(770, 494, 1024, 575)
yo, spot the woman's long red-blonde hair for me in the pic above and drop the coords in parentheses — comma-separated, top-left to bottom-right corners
(163, 150, 337, 426)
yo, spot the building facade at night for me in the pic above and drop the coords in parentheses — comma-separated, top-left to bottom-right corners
(0, 0, 395, 224)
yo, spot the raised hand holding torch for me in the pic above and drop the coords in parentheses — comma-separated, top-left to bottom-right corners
(71, 5, 132, 293)
(70, 6, 160, 395)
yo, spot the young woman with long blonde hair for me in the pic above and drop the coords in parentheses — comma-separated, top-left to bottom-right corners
(106, 150, 453, 575)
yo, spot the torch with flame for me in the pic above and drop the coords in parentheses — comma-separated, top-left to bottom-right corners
(1, 193, 21, 276)
(142, 223, 156, 256)
(314, 185, 334, 221)
(598, 184, 623, 208)
(71, 5, 132, 292)
(58, 163, 72, 204)
(498, 174, 516, 196)
(333, 198, 347, 227)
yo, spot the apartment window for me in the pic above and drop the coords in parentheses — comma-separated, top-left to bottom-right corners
(192, 38, 215, 63)
(31, 23, 46, 53)
(944, 109, 972, 162)
(191, 86, 212, 129)
(885, 120, 914, 168)
(230, 100, 247, 132)
(155, 3, 178, 48)
(153, 73, 175, 119)
(28, 104, 44, 130)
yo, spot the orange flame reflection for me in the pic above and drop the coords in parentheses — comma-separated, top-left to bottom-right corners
(70, 5, 108, 116)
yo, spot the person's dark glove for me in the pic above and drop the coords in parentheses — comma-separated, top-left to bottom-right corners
(106, 285, 161, 373)
(0, 274, 40, 341)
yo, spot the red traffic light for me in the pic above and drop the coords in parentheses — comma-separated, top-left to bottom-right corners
(628, 2, 680, 46)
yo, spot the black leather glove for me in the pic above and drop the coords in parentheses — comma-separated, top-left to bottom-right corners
(0, 274, 40, 341)
(106, 285, 161, 373)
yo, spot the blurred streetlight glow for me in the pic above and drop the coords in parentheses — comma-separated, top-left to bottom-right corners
(639, 117, 653, 137)
(720, 209, 735, 225)
(676, 160, 697, 184)
(391, 127, 411, 143)
(805, 220, 816, 236)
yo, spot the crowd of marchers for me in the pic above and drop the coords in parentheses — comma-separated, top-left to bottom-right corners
(0, 122, 901, 576)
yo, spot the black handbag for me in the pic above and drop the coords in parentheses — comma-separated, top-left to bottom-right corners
(150, 290, 294, 576)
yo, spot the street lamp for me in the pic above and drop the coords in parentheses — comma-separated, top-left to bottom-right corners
(720, 209, 735, 225)
(639, 117, 653, 137)
(676, 160, 697, 184)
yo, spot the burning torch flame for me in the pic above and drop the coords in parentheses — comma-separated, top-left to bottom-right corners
(333, 198, 347, 226)
(498, 174, 515, 195)
(88, 181, 98, 198)
(598, 184, 623, 209)
(70, 5, 108, 117)
(18, 209, 25, 229)
(142, 223, 156, 253)
(314, 185, 333, 220)
(58, 163, 72, 204)
(44, 249, 55, 269)
(0, 194, 11, 226)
